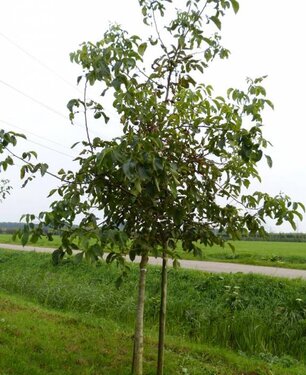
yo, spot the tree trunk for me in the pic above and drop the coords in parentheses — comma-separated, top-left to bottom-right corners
(157, 250, 168, 375)
(132, 254, 149, 375)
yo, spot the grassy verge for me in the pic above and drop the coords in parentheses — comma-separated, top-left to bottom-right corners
(3, 291, 305, 375)
(1, 249, 306, 371)
(1, 233, 306, 269)
(177, 241, 306, 270)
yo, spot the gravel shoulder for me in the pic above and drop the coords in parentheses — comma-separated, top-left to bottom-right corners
(1, 243, 306, 280)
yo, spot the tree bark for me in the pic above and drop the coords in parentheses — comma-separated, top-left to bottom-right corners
(157, 250, 168, 375)
(132, 254, 149, 375)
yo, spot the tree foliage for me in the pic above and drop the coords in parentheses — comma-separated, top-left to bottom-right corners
(20, 1, 303, 256)
(0, 130, 24, 201)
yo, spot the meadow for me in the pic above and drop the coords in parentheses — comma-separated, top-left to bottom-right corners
(1, 233, 306, 269)
(1, 249, 306, 374)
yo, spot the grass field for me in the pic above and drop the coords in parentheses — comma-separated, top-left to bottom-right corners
(2, 292, 303, 375)
(1, 233, 306, 269)
(1, 249, 306, 374)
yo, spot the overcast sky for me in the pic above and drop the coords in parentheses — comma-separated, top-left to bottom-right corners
(0, 0, 305, 232)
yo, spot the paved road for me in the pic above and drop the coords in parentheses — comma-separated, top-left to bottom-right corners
(1, 243, 306, 280)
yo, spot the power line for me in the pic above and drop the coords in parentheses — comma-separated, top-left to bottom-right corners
(0, 78, 102, 138)
(0, 119, 72, 151)
(0, 122, 75, 159)
(23, 138, 74, 159)
(0, 30, 82, 95)
(0, 78, 67, 120)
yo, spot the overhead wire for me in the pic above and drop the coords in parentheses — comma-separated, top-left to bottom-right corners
(0, 30, 105, 137)
(0, 119, 79, 159)
(0, 121, 75, 159)
(0, 78, 68, 120)
(0, 78, 103, 138)
(21, 138, 75, 159)
(0, 118, 72, 150)
(0, 32, 103, 185)
(0, 30, 112, 159)
(0, 30, 82, 95)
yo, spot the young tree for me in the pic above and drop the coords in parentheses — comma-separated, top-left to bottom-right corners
(16, 1, 304, 374)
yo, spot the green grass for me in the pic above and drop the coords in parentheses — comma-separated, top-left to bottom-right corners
(177, 240, 306, 269)
(1, 233, 306, 269)
(0, 233, 62, 248)
(2, 292, 305, 375)
(1, 248, 306, 371)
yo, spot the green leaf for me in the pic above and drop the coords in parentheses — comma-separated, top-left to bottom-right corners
(47, 188, 57, 198)
(265, 99, 274, 110)
(138, 42, 147, 56)
(129, 250, 136, 261)
(228, 242, 235, 254)
(134, 180, 142, 193)
(230, 0, 239, 14)
(40, 163, 48, 177)
(265, 155, 273, 168)
(20, 166, 27, 179)
(67, 99, 79, 112)
(210, 15, 222, 30)
(52, 249, 65, 265)
(21, 231, 29, 246)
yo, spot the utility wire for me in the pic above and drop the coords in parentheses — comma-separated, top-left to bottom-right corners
(0, 78, 102, 137)
(23, 138, 75, 159)
(0, 118, 72, 151)
(0, 78, 67, 120)
(0, 120, 75, 158)
(0, 30, 104, 136)
(1, 125, 74, 159)
(0, 31, 82, 94)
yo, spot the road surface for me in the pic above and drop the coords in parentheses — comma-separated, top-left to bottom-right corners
(1, 243, 306, 280)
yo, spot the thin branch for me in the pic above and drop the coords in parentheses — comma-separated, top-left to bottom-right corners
(152, 7, 170, 58)
(215, 180, 260, 211)
(5, 147, 70, 183)
(164, 69, 173, 103)
(164, 1, 209, 103)
(83, 79, 94, 153)
(136, 65, 163, 87)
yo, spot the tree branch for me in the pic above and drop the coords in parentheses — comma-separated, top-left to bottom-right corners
(83, 79, 94, 153)
(5, 147, 69, 183)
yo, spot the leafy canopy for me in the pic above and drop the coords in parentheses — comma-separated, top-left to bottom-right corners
(16, 0, 304, 270)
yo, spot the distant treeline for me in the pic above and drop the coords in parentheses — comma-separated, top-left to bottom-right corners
(1, 222, 306, 242)
(0, 222, 23, 234)
(243, 232, 306, 243)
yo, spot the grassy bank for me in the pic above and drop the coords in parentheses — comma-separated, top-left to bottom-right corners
(1, 249, 306, 368)
(2, 292, 305, 375)
(1, 233, 306, 269)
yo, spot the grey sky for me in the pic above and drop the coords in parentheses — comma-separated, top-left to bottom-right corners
(0, 0, 305, 232)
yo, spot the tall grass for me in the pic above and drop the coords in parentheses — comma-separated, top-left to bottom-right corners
(3, 293, 304, 375)
(0, 249, 306, 362)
